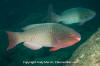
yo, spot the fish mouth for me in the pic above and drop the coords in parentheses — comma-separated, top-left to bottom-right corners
(76, 37, 81, 41)
(76, 35, 81, 41)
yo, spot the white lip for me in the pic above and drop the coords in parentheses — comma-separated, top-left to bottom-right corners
(77, 38, 81, 41)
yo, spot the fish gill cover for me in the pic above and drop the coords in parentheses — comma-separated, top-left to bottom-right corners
(0, 0, 99, 66)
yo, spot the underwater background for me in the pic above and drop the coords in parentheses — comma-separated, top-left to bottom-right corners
(0, 0, 100, 66)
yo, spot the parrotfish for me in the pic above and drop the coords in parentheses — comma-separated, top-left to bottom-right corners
(6, 23, 81, 51)
(55, 7, 96, 25)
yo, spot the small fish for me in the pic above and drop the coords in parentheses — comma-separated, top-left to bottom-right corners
(6, 23, 81, 51)
(55, 7, 96, 25)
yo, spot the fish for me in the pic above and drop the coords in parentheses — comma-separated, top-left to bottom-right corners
(6, 23, 81, 51)
(55, 7, 96, 25)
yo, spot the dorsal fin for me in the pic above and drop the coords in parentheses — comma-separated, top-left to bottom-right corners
(48, 4, 58, 23)
(22, 23, 55, 31)
(41, 4, 59, 23)
(22, 24, 43, 31)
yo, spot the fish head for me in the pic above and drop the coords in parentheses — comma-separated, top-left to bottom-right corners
(49, 31, 81, 51)
(63, 33, 81, 47)
(80, 8, 96, 22)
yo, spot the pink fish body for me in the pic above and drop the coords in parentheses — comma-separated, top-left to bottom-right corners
(6, 23, 81, 51)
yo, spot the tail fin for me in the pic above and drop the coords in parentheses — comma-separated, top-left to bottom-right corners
(48, 4, 57, 23)
(42, 4, 59, 23)
(6, 31, 16, 50)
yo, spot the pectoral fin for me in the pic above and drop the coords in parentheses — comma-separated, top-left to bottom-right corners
(50, 32, 62, 51)
(24, 42, 42, 50)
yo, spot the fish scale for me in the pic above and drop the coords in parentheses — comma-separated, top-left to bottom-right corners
(15, 23, 64, 45)
(7, 23, 81, 51)
(30, 24, 57, 46)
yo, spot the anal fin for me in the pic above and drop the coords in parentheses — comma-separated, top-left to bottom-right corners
(24, 42, 42, 50)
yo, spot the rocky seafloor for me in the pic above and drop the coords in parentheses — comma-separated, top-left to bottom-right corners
(64, 28, 100, 66)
